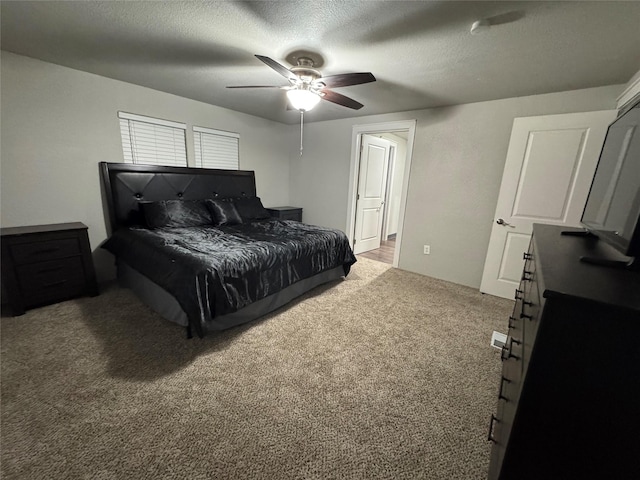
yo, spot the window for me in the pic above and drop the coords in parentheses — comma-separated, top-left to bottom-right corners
(193, 126, 239, 170)
(118, 112, 187, 166)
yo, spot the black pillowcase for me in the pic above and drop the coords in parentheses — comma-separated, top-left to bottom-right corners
(205, 199, 243, 226)
(232, 197, 271, 223)
(140, 200, 213, 229)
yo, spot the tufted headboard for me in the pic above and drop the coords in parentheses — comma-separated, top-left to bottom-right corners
(100, 162, 257, 232)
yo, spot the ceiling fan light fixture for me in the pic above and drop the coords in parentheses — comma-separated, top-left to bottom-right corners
(287, 89, 321, 111)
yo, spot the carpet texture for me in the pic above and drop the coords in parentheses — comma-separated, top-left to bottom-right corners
(1, 257, 512, 479)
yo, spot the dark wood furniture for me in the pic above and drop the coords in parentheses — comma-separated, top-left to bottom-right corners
(488, 223, 640, 479)
(1, 222, 98, 315)
(266, 206, 303, 222)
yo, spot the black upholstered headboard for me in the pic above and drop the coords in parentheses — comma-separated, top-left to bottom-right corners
(100, 162, 257, 232)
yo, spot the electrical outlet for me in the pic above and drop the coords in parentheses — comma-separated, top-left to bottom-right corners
(423, 245, 430, 255)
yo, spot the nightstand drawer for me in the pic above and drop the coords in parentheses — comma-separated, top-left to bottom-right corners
(10, 237, 81, 265)
(267, 207, 303, 222)
(22, 277, 88, 308)
(280, 211, 302, 221)
(16, 257, 85, 293)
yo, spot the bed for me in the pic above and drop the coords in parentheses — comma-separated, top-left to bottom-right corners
(99, 162, 356, 338)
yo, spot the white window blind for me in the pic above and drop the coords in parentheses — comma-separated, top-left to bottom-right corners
(118, 112, 187, 167)
(193, 126, 239, 170)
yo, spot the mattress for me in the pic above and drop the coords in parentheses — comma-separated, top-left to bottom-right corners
(103, 219, 356, 336)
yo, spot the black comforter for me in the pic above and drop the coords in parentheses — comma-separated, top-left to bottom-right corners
(102, 219, 356, 335)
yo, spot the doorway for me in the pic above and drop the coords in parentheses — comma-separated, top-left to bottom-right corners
(347, 120, 416, 267)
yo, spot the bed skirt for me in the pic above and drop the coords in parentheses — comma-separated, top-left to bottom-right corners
(117, 260, 346, 332)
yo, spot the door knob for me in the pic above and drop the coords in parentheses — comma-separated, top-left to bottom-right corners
(496, 218, 514, 227)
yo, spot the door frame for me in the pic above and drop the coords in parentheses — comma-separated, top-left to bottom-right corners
(347, 120, 416, 267)
(381, 143, 397, 241)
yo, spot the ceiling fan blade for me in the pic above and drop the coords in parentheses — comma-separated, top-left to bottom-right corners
(226, 85, 288, 89)
(317, 72, 376, 88)
(255, 55, 296, 80)
(321, 90, 364, 110)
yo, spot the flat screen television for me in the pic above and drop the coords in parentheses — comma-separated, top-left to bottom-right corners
(579, 97, 640, 269)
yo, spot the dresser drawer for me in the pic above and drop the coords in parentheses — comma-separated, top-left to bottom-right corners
(511, 290, 527, 375)
(16, 257, 86, 293)
(497, 359, 522, 404)
(523, 277, 542, 360)
(523, 249, 535, 276)
(488, 387, 519, 477)
(10, 237, 81, 265)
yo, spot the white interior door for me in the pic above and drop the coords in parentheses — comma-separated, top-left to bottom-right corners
(353, 135, 391, 254)
(480, 110, 616, 299)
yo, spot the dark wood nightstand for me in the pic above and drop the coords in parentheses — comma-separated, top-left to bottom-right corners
(1, 222, 98, 315)
(266, 207, 303, 222)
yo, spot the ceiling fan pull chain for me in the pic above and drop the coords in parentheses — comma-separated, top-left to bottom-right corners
(300, 110, 304, 156)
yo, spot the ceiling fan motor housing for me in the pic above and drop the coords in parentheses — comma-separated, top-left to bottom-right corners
(290, 57, 322, 86)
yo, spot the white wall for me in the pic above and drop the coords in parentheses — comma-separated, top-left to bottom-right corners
(289, 85, 623, 288)
(0, 52, 290, 281)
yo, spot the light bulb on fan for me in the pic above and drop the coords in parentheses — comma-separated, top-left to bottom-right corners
(287, 89, 321, 111)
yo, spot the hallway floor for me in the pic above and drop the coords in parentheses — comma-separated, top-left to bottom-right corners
(358, 237, 396, 265)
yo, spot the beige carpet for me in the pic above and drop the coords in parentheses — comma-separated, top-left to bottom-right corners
(1, 257, 512, 479)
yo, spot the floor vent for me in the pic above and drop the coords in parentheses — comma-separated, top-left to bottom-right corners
(491, 331, 508, 350)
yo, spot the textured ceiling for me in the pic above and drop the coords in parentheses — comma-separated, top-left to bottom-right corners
(2, 1, 640, 125)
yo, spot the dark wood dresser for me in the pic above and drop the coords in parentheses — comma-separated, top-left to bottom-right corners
(1, 222, 98, 315)
(266, 206, 303, 222)
(487, 223, 640, 479)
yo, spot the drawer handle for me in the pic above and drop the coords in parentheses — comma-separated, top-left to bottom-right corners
(520, 313, 533, 320)
(498, 376, 511, 401)
(508, 316, 517, 329)
(488, 414, 499, 442)
(43, 280, 67, 288)
(501, 337, 521, 360)
(500, 344, 509, 361)
(523, 252, 533, 260)
(515, 289, 524, 300)
(522, 271, 533, 281)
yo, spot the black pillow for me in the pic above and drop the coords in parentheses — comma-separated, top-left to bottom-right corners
(233, 196, 271, 223)
(140, 200, 213, 229)
(205, 199, 243, 226)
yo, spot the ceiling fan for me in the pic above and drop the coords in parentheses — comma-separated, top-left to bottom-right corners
(227, 54, 376, 112)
